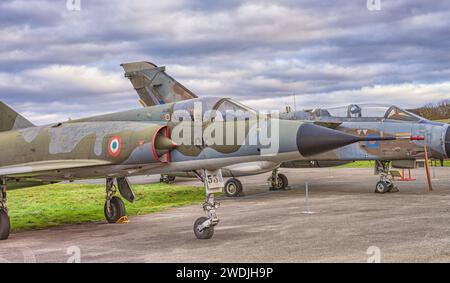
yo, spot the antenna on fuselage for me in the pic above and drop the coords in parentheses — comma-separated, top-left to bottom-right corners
(293, 93, 297, 111)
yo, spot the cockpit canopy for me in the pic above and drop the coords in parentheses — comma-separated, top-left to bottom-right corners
(172, 97, 257, 122)
(310, 104, 424, 122)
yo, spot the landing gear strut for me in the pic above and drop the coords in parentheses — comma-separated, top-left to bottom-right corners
(0, 178, 10, 240)
(194, 194, 220, 239)
(374, 161, 399, 194)
(268, 169, 289, 191)
(104, 178, 127, 223)
(193, 170, 221, 239)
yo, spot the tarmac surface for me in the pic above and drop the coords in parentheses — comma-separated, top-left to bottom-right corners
(1, 167, 450, 263)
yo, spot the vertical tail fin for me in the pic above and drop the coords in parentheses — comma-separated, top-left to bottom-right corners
(0, 101, 35, 132)
(120, 61, 197, 107)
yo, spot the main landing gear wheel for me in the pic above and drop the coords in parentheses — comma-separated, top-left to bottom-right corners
(224, 178, 243, 197)
(104, 178, 127, 223)
(0, 178, 9, 240)
(160, 174, 176, 184)
(270, 172, 289, 191)
(104, 196, 126, 223)
(193, 216, 215, 239)
(0, 209, 10, 240)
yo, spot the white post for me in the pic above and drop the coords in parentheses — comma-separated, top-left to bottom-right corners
(302, 182, 314, 214)
(432, 161, 436, 179)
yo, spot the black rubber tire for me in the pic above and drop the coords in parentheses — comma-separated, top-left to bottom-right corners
(168, 175, 176, 183)
(278, 174, 289, 190)
(224, 178, 243, 197)
(193, 217, 214, 239)
(104, 196, 126, 223)
(375, 181, 390, 194)
(0, 209, 10, 240)
(271, 173, 289, 190)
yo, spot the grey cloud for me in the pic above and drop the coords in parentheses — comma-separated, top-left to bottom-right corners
(1, 0, 450, 124)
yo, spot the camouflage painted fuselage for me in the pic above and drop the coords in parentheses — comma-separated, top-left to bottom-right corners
(0, 98, 315, 186)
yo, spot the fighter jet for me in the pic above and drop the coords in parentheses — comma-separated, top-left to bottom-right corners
(0, 94, 399, 240)
(122, 61, 449, 197)
(278, 104, 449, 192)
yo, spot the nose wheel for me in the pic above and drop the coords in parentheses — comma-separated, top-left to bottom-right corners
(193, 193, 220, 239)
(193, 216, 215, 239)
(374, 161, 399, 194)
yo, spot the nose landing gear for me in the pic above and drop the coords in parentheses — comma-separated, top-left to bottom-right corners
(193, 194, 220, 239)
(193, 170, 222, 239)
(374, 161, 399, 194)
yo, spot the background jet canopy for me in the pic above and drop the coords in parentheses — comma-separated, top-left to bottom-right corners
(311, 104, 423, 122)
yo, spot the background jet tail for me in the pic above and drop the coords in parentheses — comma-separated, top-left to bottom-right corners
(120, 61, 198, 107)
(0, 101, 35, 132)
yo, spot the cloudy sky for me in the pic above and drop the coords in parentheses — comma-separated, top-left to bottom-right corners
(1, 0, 450, 124)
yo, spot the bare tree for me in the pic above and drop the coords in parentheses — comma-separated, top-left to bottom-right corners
(410, 100, 450, 121)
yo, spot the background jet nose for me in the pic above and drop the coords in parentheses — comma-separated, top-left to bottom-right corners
(297, 123, 362, 157)
(445, 126, 450, 158)
(296, 123, 395, 157)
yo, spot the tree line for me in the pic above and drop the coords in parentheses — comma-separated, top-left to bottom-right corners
(409, 100, 450, 121)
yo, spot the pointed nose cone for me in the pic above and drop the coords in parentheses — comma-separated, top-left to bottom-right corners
(297, 123, 393, 157)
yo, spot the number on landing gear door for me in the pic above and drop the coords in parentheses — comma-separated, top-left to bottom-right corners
(205, 169, 224, 194)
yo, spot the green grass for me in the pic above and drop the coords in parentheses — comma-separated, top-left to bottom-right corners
(337, 161, 375, 168)
(8, 183, 204, 232)
(338, 160, 450, 168)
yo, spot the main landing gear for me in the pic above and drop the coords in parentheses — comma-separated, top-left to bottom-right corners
(0, 178, 10, 240)
(193, 170, 221, 239)
(374, 161, 399, 194)
(160, 174, 176, 184)
(224, 169, 290, 198)
(268, 169, 289, 191)
(104, 177, 135, 223)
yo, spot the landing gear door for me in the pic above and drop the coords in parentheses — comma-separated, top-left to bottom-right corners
(117, 177, 135, 203)
(204, 169, 224, 194)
